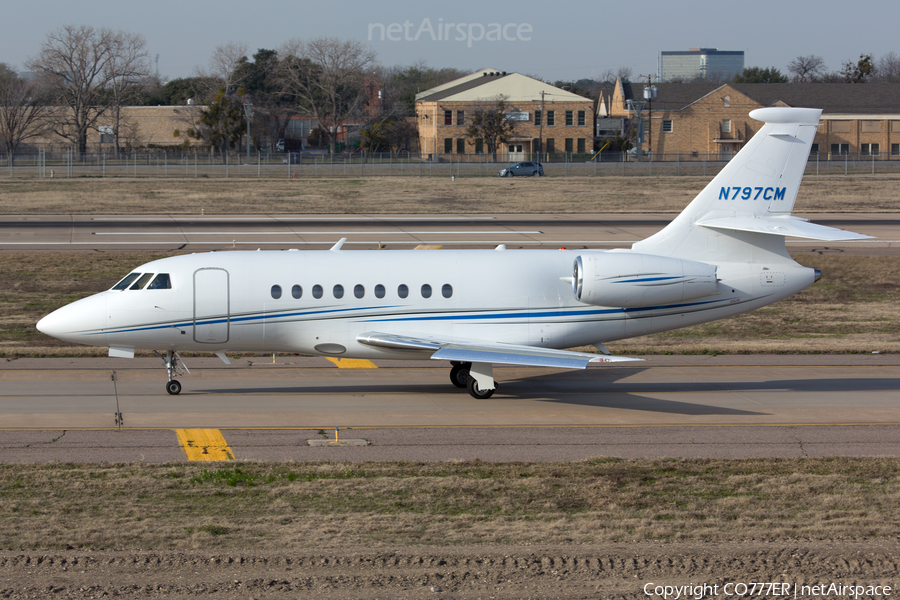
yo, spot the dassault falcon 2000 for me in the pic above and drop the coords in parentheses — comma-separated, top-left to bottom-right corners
(38, 108, 870, 399)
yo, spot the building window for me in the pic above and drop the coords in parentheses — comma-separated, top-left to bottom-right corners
(565, 138, 573, 153)
(456, 138, 465, 155)
(811, 144, 819, 155)
(892, 143, 900, 156)
(270, 285, 282, 299)
(534, 110, 541, 125)
(662, 120, 673, 133)
(577, 138, 585, 153)
(721, 119, 732, 133)
(291, 285, 302, 299)
(456, 110, 464, 125)
(861, 143, 880, 156)
(830, 143, 849, 155)
(577, 111, 585, 126)
(565, 110, 573, 126)
(547, 111, 555, 126)
(475, 139, 483, 154)
(532, 138, 542, 154)
(444, 138, 452, 153)
(546, 138, 555, 154)
(723, 95, 730, 107)
(444, 110, 452, 125)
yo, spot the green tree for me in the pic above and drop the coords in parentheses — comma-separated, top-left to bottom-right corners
(188, 87, 245, 160)
(733, 67, 789, 83)
(841, 54, 875, 83)
(465, 97, 517, 161)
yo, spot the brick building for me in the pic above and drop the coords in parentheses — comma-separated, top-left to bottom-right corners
(415, 69, 594, 161)
(609, 79, 900, 160)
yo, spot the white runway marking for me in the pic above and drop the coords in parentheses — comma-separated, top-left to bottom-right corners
(91, 230, 544, 235)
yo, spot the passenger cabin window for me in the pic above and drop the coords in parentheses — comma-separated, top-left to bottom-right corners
(442, 284, 453, 298)
(112, 273, 141, 291)
(147, 273, 171, 289)
(271, 285, 282, 299)
(292, 285, 302, 299)
(374, 284, 385, 298)
(354, 284, 365, 299)
(313, 284, 323, 299)
(398, 284, 409, 299)
(130, 273, 154, 290)
(421, 284, 432, 298)
(333, 284, 344, 299)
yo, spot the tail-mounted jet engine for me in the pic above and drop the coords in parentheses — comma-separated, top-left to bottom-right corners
(573, 253, 718, 307)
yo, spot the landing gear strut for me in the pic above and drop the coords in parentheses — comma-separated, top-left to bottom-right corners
(156, 350, 188, 395)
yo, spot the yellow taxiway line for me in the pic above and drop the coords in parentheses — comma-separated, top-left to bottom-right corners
(326, 358, 378, 369)
(175, 429, 235, 461)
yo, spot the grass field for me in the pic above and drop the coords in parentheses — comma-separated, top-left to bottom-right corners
(1, 458, 897, 550)
(0, 175, 898, 214)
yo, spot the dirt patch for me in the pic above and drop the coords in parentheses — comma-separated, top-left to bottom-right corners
(0, 541, 896, 599)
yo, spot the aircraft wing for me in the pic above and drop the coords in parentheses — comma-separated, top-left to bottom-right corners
(356, 331, 642, 369)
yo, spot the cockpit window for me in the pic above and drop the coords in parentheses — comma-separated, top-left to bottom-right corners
(130, 273, 155, 290)
(112, 273, 141, 291)
(147, 273, 171, 290)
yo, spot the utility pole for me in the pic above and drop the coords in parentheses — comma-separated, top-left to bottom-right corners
(243, 100, 253, 164)
(641, 75, 657, 156)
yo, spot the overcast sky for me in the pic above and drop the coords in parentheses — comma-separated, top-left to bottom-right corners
(3, 0, 898, 82)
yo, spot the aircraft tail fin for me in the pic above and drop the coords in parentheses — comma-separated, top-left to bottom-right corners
(632, 107, 869, 262)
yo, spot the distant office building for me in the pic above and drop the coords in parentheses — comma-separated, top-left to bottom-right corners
(660, 48, 744, 82)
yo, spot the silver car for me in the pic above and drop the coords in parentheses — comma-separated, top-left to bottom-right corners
(498, 161, 544, 177)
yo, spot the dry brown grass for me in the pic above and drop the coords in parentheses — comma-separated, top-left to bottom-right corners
(4, 252, 897, 357)
(1, 459, 897, 550)
(0, 175, 898, 214)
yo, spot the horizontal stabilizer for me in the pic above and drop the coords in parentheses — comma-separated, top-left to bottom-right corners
(698, 216, 873, 241)
(357, 331, 641, 369)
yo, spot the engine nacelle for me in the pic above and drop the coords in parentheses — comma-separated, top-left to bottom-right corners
(573, 252, 718, 307)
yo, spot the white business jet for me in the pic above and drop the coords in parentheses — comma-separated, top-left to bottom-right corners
(37, 108, 869, 398)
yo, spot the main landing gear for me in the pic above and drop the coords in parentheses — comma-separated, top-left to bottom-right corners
(449, 361, 496, 399)
(156, 350, 189, 395)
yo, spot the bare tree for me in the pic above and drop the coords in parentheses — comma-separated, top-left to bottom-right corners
(875, 52, 900, 82)
(279, 37, 376, 153)
(103, 31, 151, 155)
(787, 55, 826, 82)
(465, 96, 517, 161)
(26, 25, 148, 155)
(0, 65, 50, 162)
(196, 41, 250, 93)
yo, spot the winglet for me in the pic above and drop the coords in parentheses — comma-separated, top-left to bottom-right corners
(330, 238, 347, 251)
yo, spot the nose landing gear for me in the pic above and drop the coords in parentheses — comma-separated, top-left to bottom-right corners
(156, 350, 189, 395)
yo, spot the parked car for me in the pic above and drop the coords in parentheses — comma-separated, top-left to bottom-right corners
(498, 161, 543, 177)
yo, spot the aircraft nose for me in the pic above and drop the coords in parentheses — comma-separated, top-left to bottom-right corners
(37, 294, 108, 345)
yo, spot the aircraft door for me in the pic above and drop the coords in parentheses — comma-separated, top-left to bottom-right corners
(194, 268, 230, 343)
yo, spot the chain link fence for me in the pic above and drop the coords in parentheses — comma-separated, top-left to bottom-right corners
(3, 149, 899, 179)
